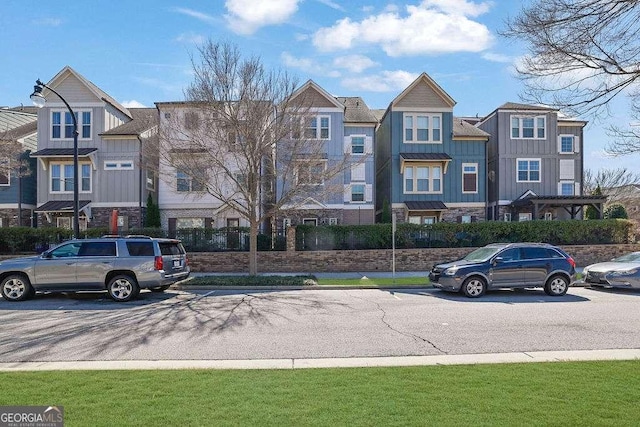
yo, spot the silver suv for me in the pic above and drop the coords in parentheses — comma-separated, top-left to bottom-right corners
(0, 236, 190, 302)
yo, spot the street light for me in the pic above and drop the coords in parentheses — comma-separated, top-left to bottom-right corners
(30, 79, 80, 239)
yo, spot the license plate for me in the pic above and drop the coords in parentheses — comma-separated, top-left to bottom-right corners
(173, 260, 181, 268)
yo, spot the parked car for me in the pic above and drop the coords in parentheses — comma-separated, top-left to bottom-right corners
(580, 252, 640, 289)
(429, 243, 576, 298)
(0, 236, 190, 302)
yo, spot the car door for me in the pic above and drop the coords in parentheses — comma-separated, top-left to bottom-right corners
(489, 248, 524, 287)
(75, 241, 117, 289)
(521, 247, 551, 286)
(32, 241, 81, 290)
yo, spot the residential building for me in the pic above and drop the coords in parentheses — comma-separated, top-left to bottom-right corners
(154, 101, 250, 235)
(375, 73, 489, 224)
(278, 80, 377, 227)
(30, 66, 158, 232)
(0, 108, 38, 226)
(477, 102, 603, 221)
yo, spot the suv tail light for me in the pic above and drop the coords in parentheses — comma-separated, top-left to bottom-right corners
(154, 256, 163, 271)
(185, 256, 189, 266)
(567, 256, 576, 269)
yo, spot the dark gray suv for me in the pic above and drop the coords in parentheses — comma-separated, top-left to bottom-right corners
(429, 243, 576, 298)
(0, 236, 190, 302)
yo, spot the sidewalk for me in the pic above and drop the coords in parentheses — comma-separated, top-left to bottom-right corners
(1, 348, 638, 371)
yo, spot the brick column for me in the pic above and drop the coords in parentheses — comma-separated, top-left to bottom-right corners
(286, 226, 296, 252)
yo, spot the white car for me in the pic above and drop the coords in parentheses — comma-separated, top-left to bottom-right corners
(581, 252, 640, 289)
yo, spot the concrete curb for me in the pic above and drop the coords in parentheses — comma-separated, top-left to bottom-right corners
(1, 349, 639, 371)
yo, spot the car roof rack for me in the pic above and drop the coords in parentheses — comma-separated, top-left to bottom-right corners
(124, 235, 153, 239)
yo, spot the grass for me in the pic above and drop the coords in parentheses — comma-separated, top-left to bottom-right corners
(183, 275, 429, 287)
(1, 361, 639, 426)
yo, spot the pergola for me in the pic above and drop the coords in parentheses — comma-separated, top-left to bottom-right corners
(509, 195, 608, 220)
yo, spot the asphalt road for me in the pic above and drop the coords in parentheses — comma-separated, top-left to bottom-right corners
(1, 286, 639, 363)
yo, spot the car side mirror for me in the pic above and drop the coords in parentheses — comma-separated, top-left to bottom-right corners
(41, 251, 52, 259)
(493, 257, 503, 265)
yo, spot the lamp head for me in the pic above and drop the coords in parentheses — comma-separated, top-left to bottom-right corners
(30, 82, 46, 108)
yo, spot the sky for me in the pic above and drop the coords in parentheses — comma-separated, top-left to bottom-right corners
(1, 0, 638, 173)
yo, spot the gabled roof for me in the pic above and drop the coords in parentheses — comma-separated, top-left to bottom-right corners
(453, 117, 490, 138)
(291, 80, 344, 109)
(0, 109, 37, 133)
(101, 108, 158, 136)
(44, 66, 132, 119)
(391, 72, 456, 109)
(335, 97, 377, 123)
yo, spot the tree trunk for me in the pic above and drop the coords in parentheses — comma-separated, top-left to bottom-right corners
(249, 220, 259, 275)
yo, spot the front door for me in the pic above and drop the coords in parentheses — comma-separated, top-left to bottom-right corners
(32, 241, 81, 290)
(489, 248, 524, 287)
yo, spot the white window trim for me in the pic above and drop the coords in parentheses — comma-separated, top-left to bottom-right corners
(558, 180, 576, 196)
(305, 115, 331, 140)
(146, 170, 156, 191)
(350, 134, 366, 155)
(403, 164, 443, 194)
(558, 134, 579, 154)
(511, 115, 546, 140)
(350, 183, 366, 203)
(104, 161, 134, 170)
(295, 160, 327, 186)
(50, 161, 92, 194)
(50, 109, 93, 141)
(461, 162, 478, 194)
(303, 218, 318, 226)
(516, 158, 541, 183)
(403, 113, 442, 144)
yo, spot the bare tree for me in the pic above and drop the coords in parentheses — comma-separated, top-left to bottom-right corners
(158, 41, 356, 275)
(583, 167, 640, 200)
(503, 0, 640, 118)
(0, 128, 33, 226)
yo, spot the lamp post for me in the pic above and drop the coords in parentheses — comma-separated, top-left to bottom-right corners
(30, 79, 80, 239)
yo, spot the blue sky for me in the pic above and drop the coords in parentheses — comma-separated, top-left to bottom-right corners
(1, 0, 637, 172)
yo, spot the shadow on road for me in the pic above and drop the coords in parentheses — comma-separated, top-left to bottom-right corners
(386, 287, 591, 303)
(0, 289, 350, 361)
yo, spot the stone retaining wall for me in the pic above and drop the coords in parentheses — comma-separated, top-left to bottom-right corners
(2, 244, 636, 273)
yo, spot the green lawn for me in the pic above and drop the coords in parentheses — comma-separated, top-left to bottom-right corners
(1, 361, 638, 426)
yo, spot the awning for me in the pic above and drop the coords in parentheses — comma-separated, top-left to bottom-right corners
(30, 148, 98, 171)
(405, 201, 448, 211)
(35, 200, 92, 224)
(400, 152, 452, 173)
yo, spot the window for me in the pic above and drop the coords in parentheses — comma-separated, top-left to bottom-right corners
(79, 242, 116, 257)
(0, 159, 9, 186)
(404, 165, 441, 193)
(50, 241, 81, 258)
(104, 161, 134, 170)
(50, 162, 92, 193)
(176, 218, 205, 229)
(126, 241, 155, 256)
(176, 170, 205, 192)
(559, 135, 576, 153)
(517, 159, 541, 182)
(404, 113, 442, 143)
(504, 213, 512, 222)
(519, 213, 532, 221)
(522, 247, 549, 260)
(351, 136, 365, 154)
(351, 184, 365, 202)
(511, 115, 545, 139)
(146, 170, 155, 191)
(296, 161, 325, 185)
(51, 110, 92, 139)
(304, 115, 330, 139)
(303, 218, 318, 226)
(184, 111, 200, 130)
(560, 182, 575, 195)
(462, 163, 478, 193)
(499, 248, 521, 261)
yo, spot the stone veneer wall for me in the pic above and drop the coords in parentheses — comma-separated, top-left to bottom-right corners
(186, 243, 639, 273)
(1, 244, 637, 272)
(36, 207, 143, 230)
(0, 208, 33, 227)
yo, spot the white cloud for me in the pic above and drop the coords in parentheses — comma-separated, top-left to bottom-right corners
(121, 100, 146, 108)
(225, 0, 299, 35)
(172, 7, 217, 24)
(481, 52, 513, 63)
(175, 32, 206, 45)
(32, 17, 62, 26)
(281, 52, 318, 74)
(315, 0, 345, 11)
(341, 70, 418, 92)
(313, 0, 493, 56)
(333, 55, 378, 73)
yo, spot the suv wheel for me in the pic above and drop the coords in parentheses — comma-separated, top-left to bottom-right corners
(149, 285, 170, 292)
(107, 275, 140, 302)
(1, 274, 34, 302)
(462, 276, 486, 298)
(544, 275, 569, 296)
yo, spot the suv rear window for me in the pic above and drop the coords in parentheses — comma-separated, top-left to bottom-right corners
(126, 241, 155, 257)
(159, 242, 185, 255)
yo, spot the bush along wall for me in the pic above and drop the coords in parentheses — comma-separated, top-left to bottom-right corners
(295, 219, 634, 251)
